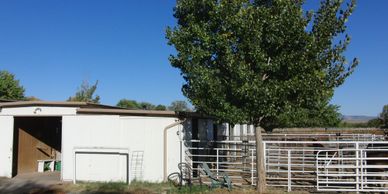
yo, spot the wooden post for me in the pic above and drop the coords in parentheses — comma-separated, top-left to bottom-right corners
(255, 125, 266, 193)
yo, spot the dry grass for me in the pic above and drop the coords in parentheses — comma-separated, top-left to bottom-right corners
(0, 175, 311, 194)
(63, 181, 310, 194)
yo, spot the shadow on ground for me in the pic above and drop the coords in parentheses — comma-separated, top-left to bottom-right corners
(0, 172, 65, 194)
(0, 179, 64, 194)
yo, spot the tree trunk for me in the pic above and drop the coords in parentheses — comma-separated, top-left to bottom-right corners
(255, 125, 266, 193)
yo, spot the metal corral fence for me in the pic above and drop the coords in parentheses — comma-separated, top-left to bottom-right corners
(185, 140, 256, 186)
(184, 134, 388, 192)
(316, 142, 388, 192)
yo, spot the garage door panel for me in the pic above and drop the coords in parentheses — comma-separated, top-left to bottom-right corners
(75, 153, 128, 182)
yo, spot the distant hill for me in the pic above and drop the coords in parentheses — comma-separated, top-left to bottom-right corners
(342, 115, 377, 123)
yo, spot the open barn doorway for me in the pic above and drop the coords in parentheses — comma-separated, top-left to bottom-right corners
(12, 117, 62, 177)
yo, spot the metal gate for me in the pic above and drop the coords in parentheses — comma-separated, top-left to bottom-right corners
(316, 142, 388, 192)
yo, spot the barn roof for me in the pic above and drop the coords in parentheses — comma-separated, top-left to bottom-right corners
(0, 100, 208, 118)
(0, 98, 16, 103)
(77, 108, 178, 117)
(0, 101, 121, 109)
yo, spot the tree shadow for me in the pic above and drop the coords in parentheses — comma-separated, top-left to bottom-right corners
(0, 180, 64, 194)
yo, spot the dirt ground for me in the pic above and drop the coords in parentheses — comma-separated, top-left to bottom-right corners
(0, 172, 66, 194)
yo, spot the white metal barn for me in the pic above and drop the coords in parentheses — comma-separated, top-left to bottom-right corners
(0, 101, 213, 183)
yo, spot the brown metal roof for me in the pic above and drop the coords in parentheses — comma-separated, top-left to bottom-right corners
(76, 108, 211, 118)
(0, 101, 123, 109)
(77, 108, 180, 117)
(0, 99, 16, 103)
(0, 100, 210, 118)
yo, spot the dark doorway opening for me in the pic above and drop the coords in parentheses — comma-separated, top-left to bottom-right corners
(12, 117, 62, 177)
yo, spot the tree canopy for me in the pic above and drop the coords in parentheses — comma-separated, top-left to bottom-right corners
(68, 80, 100, 103)
(155, 104, 167, 111)
(117, 99, 141, 109)
(116, 99, 167, 110)
(167, 0, 358, 129)
(277, 103, 341, 129)
(0, 70, 25, 100)
(380, 104, 388, 128)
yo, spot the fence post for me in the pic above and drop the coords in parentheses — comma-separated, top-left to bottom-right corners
(316, 151, 319, 191)
(302, 148, 305, 173)
(360, 149, 364, 190)
(216, 149, 219, 179)
(288, 150, 291, 192)
(325, 152, 328, 187)
(356, 142, 359, 192)
(263, 142, 267, 171)
(251, 149, 254, 186)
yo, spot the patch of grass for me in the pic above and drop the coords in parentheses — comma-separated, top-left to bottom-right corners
(166, 184, 211, 193)
(89, 182, 127, 192)
(129, 181, 212, 193)
(68, 181, 215, 194)
(66, 181, 129, 193)
(65, 181, 309, 194)
(128, 181, 167, 193)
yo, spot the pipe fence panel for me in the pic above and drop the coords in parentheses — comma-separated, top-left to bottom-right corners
(184, 134, 387, 192)
(316, 143, 388, 192)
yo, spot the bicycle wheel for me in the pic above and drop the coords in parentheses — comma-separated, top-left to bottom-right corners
(167, 172, 182, 187)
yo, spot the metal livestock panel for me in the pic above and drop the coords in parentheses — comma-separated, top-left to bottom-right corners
(316, 144, 388, 192)
(184, 136, 387, 192)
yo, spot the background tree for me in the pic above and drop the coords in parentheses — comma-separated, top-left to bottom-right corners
(367, 118, 383, 128)
(138, 102, 156, 110)
(117, 99, 141, 109)
(277, 102, 341, 128)
(0, 70, 25, 100)
(155, 104, 167, 110)
(116, 99, 167, 110)
(25, 96, 41, 101)
(167, 0, 357, 191)
(168, 100, 191, 111)
(380, 105, 388, 128)
(68, 80, 100, 103)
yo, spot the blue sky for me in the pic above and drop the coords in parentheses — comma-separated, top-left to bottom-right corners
(0, 0, 386, 116)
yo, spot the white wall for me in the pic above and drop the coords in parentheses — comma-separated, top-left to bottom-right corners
(0, 116, 14, 177)
(119, 116, 182, 182)
(62, 115, 124, 182)
(62, 115, 182, 183)
(74, 148, 128, 183)
(230, 124, 254, 140)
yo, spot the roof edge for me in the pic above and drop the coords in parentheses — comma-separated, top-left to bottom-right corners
(77, 108, 179, 117)
(77, 108, 213, 119)
(0, 101, 89, 108)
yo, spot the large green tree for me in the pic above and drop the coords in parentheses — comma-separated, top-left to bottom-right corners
(0, 70, 25, 100)
(68, 80, 100, 103)
(167, 0, 357, 191)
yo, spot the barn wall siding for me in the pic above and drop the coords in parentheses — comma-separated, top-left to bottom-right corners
(62, 115, 183, 183)
(120, 116, 182, 182)
(0, 116, 14, 177)
(62, 115, 123, 182)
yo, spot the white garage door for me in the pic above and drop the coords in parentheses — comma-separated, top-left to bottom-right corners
(74, 148, 129, 183)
